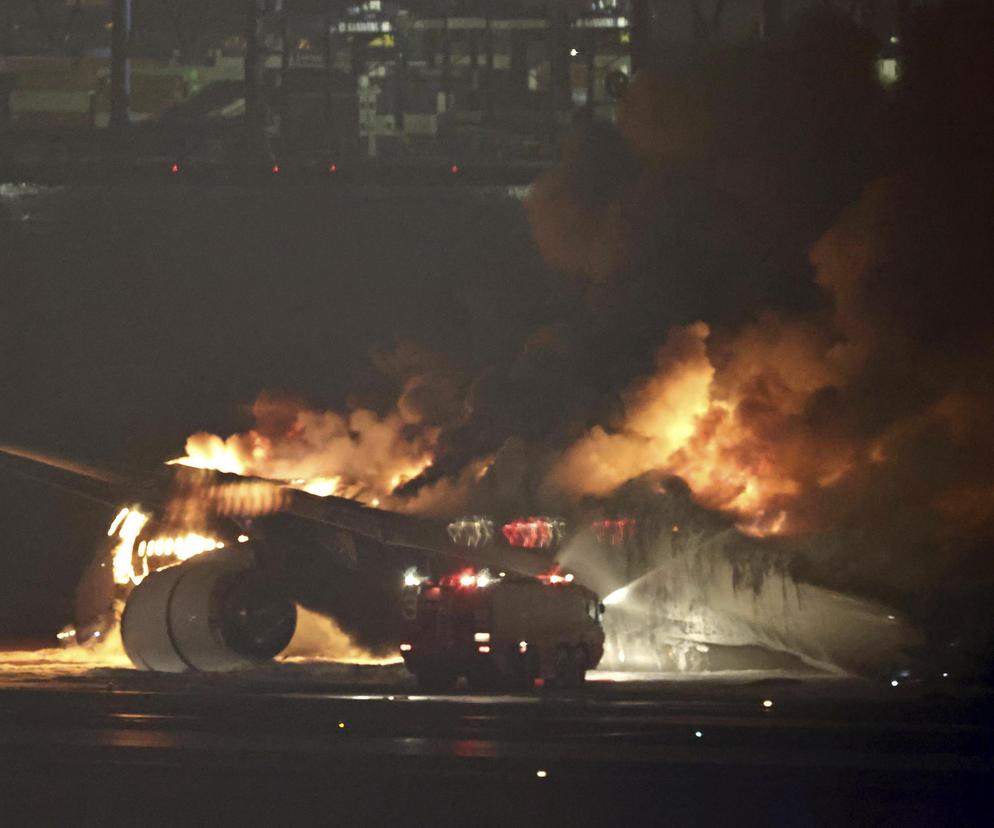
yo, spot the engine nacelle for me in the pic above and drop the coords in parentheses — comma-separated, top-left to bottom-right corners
(121, 550, 296, 672)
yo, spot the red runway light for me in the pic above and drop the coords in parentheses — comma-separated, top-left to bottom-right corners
(170, 163, 180, 174)
(329, 163, 337, 173)
(271, 164, 280, 174)
(450, 164, 459, 174)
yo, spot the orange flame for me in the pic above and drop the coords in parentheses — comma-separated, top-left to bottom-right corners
(549, 320, 853, 536)
(107, 506, 225, 586)
(170, 397, 437, 507)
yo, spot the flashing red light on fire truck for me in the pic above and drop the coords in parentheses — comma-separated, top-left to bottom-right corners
(443, 568, 495, 589)
(537, 568, 574, 585)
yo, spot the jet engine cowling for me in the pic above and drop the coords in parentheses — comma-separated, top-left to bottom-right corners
(120, 550, 296, 672)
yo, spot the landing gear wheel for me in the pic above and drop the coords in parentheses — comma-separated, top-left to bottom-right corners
(467, 664, 502, 692)
(573, 646, 588, 687)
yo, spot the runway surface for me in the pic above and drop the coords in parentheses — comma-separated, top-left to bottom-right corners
(1, 658, 992, 826)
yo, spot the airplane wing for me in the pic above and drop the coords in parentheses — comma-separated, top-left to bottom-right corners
(0, 442, 548, 577)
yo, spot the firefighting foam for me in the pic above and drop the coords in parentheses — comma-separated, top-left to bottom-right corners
(562, 500, 921, 676)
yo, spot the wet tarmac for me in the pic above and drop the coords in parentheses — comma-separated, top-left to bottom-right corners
(1, 667, 991, 826)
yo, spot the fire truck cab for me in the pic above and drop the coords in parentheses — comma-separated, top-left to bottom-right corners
(399, 568, 605, 691)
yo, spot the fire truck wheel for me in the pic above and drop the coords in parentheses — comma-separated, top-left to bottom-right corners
(508, 647, 539, 691)
(551, 645, 580, 689)
(573, 645, 589, 686)
(467, 666, 500, 692)
(416, 668, 458, 693)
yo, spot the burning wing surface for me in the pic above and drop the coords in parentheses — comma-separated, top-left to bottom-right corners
(0, 443, 545, 573)
(0, 444, 552, 672)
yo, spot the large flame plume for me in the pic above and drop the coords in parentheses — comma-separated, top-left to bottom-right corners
(546, 318, 848, 536)
(107, 506, 227, 587)
(172, 392, 436, 508)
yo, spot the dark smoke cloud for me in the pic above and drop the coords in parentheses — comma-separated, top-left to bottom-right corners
(161, 5, 994, 669)
(514, 4, 994, 670)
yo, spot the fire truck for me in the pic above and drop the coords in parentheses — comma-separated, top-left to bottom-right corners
(399, 568, 605, 691)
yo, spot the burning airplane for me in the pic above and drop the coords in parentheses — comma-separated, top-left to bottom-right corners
(0, 436, 920, 678)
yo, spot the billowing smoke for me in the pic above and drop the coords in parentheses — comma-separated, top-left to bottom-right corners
(160, 6, 994, 673)
(546, 161, 994, 559)
(528, 4, 994, 671)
